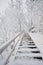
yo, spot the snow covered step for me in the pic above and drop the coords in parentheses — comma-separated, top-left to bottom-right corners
(27, 46, 37, 49)
(22, 41, 34, 44)
(18, 46, 37, 49)
(21, 42, 35, 46)
(17, 49, 40, 53)
(27, 43, 35, 45)
(31, 51, 40, 53)
(17, 50, 40, 54)
(16, 53, 42, 58)
(15, 55, 43, 60)
(20, 42, 35, 46)
(17, 48, 41, 55)
(23, 37, 32, 40)
(19, 44, 36, 47)
(22, 41, 29, 44)
(19, 45, 36, 48)
(23, 39, 33, 42)
(20, 43, 36, 46)
(18, 48, 39, 51)
(22, 41, 34, 43)
(29, 41, 34, 43)
(33, 57, 43, 60)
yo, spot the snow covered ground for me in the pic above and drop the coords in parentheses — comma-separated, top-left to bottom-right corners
(29, 33, 43, 58)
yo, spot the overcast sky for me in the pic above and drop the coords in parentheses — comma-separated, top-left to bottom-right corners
(0, 0, 10, 13)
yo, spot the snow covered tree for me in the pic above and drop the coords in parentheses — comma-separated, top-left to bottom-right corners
(0, 13, 8, 43)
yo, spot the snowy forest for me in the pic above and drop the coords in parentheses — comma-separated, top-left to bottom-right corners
(0, 0, 43, 65)
(0, 0, 43, 44)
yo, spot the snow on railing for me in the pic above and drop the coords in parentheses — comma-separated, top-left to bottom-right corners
(0, 31, 23, 54)
(4, 33, 24, 65)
